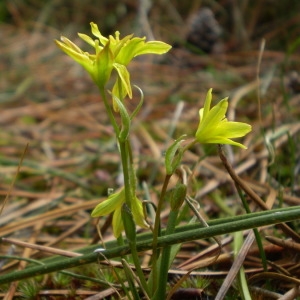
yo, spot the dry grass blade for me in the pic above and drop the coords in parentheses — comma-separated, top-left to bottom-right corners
(0, 199, 100, 236)
(278, 286, 300, 300)
(84, 288, 120, 300)
(265, 236, 300, 252)
(0, 144, 28, 217)
(1, 1, 300, 298)
(1, 237, 82, 257)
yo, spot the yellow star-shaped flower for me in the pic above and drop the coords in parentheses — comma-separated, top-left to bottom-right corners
(195, 89, 251, 149)
(55, 22, 171, 102)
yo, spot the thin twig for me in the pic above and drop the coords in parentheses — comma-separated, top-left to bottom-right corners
(1, 237, 82, 257)
(218, 145, 300, 242)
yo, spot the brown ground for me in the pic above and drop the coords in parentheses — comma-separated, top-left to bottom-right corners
(0, 1, 300, 299)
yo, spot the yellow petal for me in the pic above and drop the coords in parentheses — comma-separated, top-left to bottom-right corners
(131, 196, 148, 229)
(91, 189, 124, 217)
(90, 22, 108, 45)
(112, 64, 132, 101)
(202, 88, 213, 118)
(214, 122, 252, 138)
(134, 40, 172, 56)
(78, 33, 96, 48)
(112, 206, 124, 238)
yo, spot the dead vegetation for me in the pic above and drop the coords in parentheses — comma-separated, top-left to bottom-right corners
(0, 0, 300, 299)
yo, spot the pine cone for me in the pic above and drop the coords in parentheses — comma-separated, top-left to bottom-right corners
(186, 8, 222, 54)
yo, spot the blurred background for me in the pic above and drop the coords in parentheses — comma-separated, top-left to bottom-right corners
(0, 2, 300, 297)
(1, 0, 300, 49)
(0, 0, 300, 202)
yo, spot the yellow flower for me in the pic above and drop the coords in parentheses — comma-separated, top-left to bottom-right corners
(55, 22, 172, 101)
(195, 89, 251, 149)
(91, 188, 148, 238)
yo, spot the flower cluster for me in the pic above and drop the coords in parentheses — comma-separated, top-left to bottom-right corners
(55, 22, 171, 105)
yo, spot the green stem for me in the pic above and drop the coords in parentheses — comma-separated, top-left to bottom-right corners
(100, 86, 147, 294)
(238, 186, 268, 272)
(113, 262, 134, 300)
(128, 239, 150, 296)
(154, 209, 179, 300)
(150, 174, 171, 295)
(1, 206, 300, 285)
(233, 232, 252, 300)
(98, 87, 120, 136)
(122, 203, 149, 297)
(119, 140, 134, 208)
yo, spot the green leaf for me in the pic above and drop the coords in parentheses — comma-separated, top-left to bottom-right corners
(112, 95, 131, 141)
(130, 85, 144, 120)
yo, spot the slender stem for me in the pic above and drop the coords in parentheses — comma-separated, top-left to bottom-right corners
(154, 209, 179, 300)
(149, 140, 194, 295)
(1, 206, 300, 285)
(234, 233, 252, 300)
(98, 87, 120, 136)
(118, 124, 150, 297)
(112, 263, 133, 300)
(99, 87, 133, 211)
(119, 140, 133, 208)
(99, 86, 147, 294)
(150, 174, 171, 295)
(219, 146, 268, 271)
(128, 238, 150, 296)
(236, 186, 268, 272)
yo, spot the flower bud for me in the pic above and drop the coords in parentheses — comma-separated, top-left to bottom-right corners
(170, 184, 187, 211)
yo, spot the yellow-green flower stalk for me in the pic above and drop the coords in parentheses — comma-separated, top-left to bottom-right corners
(195, 89, 251, 149)
(55, 22, 171, 106)
(91, 188, 148, 238)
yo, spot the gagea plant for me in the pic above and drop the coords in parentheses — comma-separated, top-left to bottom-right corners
(55, 22, 251, 299)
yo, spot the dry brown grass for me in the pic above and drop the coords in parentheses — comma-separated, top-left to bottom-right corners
(0, 1, 300, 299)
